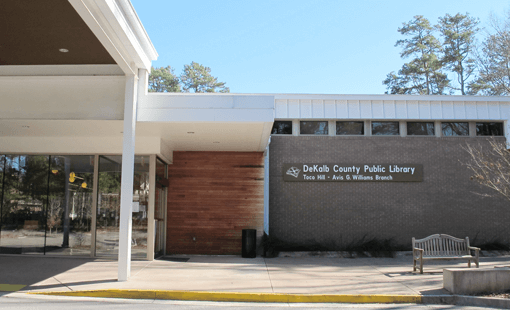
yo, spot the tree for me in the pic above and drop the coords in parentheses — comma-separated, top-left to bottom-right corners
(180, 62, 229, 93)
(438, 13, 480, 95)
(464, 138, 510, 201)
(384, 16, 450, 95)
(469, 12, 510, 95)
(148, 66, 180, 92)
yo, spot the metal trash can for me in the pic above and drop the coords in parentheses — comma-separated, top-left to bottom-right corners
(242, 229, 256, 258)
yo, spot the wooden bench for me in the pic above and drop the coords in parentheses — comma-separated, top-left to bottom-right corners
(413, 234, 479, 274)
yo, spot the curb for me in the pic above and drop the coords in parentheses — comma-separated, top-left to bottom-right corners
(422, 295, 510, 309)
(29, 290, 510, 308)
(30, 290, 422, 304)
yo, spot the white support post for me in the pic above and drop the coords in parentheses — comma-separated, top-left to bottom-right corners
(328, 120, 336, 136)
(118, 74, 138, 282)
(400, 121, 407, 137)
(435, 121, 442, 137)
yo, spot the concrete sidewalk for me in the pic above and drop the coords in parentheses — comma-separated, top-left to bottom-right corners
(1, 254, 510, 305)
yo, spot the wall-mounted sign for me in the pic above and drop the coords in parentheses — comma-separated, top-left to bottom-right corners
(283, 163, 423, 182)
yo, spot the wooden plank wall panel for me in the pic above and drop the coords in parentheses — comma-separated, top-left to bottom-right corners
(167, 151, 265, 255)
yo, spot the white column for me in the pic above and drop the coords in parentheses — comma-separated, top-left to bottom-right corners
(435, 121, 442, 137)
(400, 121, 407, 137)
(328, 120, 336, 136)
(292, 120, 300, 136)
(118, 74, 138, 282)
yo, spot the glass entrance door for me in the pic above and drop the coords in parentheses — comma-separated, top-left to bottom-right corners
(95, 155, 150, 259)
(154, 158, 167, 258)
(95, 156, 122, 257)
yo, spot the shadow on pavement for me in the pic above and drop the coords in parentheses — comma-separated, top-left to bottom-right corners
(0, 255, 106, 291)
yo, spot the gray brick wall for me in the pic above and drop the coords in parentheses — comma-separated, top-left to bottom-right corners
(269, 135, 510, 249)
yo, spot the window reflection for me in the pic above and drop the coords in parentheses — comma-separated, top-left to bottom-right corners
(407, 122, 435, 136)
(154, 158, 167, 258)
(336, 122, 364, 135)
(476, 122, 504, 136)
(0, 155, 48, 254)
(442, 122, 469, 136)
(46, 156, 94, 256)
(132, 156, 149, 258)
(371, 122, 400, 136)
(95, 155, 149, 259)
(95, 156, 122, 257)
(300, 121, 328, 135)
(0, 154, 153, 258)
(271, 121, 292, 135)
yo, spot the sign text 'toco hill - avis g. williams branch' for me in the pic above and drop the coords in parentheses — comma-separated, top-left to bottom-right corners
(283, 164, 423, 182)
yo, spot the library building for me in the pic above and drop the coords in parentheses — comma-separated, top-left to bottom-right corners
(2, 0, 510, 280)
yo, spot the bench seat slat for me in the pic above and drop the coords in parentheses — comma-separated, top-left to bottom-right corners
(423, 255, 473, 259)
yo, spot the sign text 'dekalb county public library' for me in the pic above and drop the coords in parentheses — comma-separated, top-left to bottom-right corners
(283, 164, 423, 182)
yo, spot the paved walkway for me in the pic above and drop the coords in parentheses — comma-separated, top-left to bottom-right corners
(1, 253, 510, 295)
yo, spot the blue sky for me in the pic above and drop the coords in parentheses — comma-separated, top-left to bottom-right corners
(131, 0, 508, 95)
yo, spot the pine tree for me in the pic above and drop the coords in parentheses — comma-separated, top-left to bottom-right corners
(148, 66, 180, 92)
(180, 62, 229, 93)
(384, 15, 450, 95)
(438, 13, 479, 95)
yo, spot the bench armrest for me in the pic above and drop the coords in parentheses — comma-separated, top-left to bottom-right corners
(413, 247, 423, 259)
(469, 246, 480, 256)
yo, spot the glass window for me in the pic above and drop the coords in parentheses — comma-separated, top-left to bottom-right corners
(271, 121, 292, 135)
(407, 122, 435, 136)
(300, 121, 328, 135)
(154, 158, 167, 258)
(95, 155, 149, 259)
(1, 155, 49, 254)
(442, 122, 469, 136)
(132, 156, 149, 259)
(371, 122, 400, 136)
(95, 155, 122, 258)
(47, 155, 94, 256)
(336, 121, 364, 135)
(476, 122, 504, 136)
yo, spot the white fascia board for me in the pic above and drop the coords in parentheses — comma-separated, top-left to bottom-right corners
(272, 93, 510, 102)
(95, 0, 155, 69)
(68, 0, 134, 75)
(116, 0, 158, 61)
(138, 108, 274, 122)
(274, 95, 510, 121)
(137, 93, 275, 122)
(139, 93, 275, 109)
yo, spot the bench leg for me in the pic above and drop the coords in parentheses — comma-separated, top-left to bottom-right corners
(413, 259, 416, 272)
(420, 260, 423, 274)
(468, 260, 471, 268)
(475, 258, 479, 268)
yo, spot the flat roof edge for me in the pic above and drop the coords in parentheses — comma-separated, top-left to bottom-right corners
(144, 92, 509, 101)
